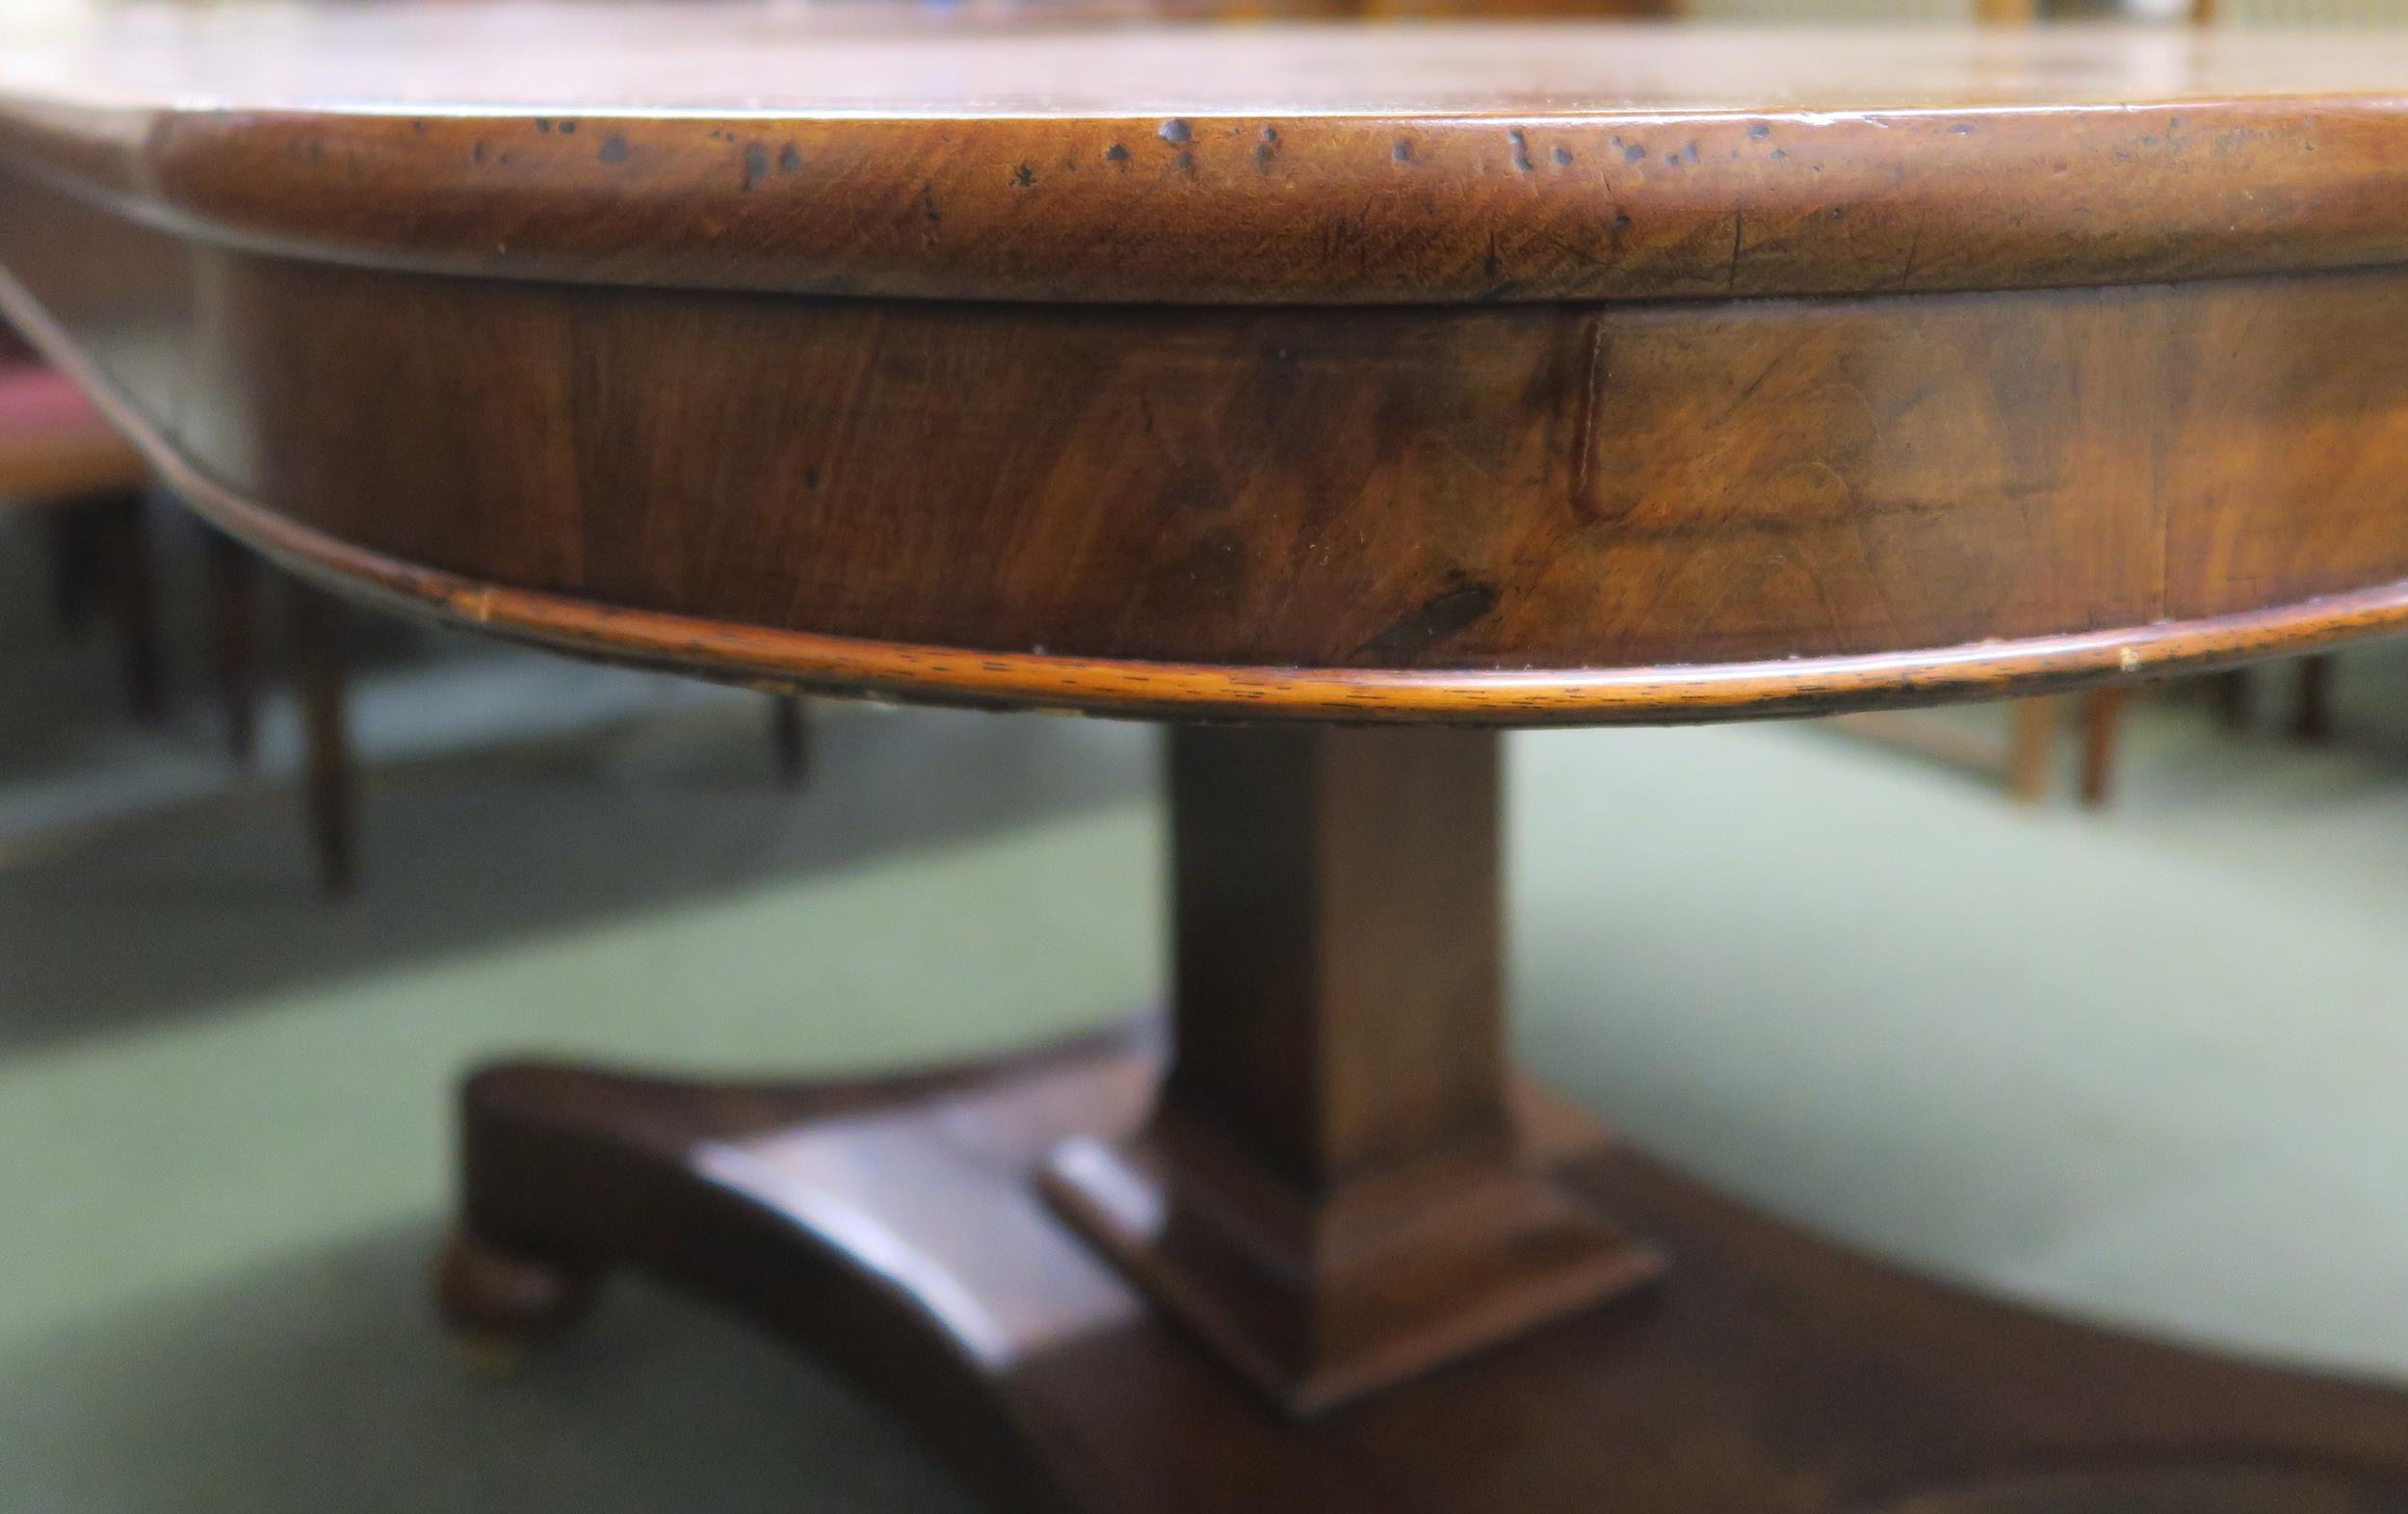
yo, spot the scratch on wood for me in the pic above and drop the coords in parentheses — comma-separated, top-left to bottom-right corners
(1573, 316, 1608, 518)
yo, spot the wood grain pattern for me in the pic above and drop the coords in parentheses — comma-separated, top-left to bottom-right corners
(11, 11, 2408, 304)
(441, 1034, 2408, 1514)
(1044, 727, 1662, 1414)
(11, 160, 2408, 721)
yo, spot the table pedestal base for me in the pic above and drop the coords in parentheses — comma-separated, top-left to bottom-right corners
(437, 1032, 2408, 1514)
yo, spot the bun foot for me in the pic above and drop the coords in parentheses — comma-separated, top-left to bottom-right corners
(433, 1228, 598, 1372)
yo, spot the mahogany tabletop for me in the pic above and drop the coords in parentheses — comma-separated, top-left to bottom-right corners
(6, 6, 2408, 721)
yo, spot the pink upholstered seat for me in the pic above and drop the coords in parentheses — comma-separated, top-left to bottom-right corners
(0, 362, 108, 438)
(0, 361, 144, 499)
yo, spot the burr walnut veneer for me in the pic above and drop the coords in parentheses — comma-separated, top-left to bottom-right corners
(7, 8, 2408, 1510)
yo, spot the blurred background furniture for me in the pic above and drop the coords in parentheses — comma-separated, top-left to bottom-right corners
(1806, 0, 2349, 806)
(3, 318, 811, 897)
(0, 326, 161, 723)
(3, 318, 371, 892)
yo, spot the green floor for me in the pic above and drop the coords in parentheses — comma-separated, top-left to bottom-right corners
(6, 548, 2408, 1507)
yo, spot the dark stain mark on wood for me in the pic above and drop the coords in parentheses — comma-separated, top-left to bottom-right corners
(597, 134, 631, 164)
(535, 117, 552, 134)
(1508, 130, 1534, 172)
(1013, 163, 1036, 187)
(1393, 140, 1414, 164)
(1159, 118, 1193, 144)
(1623, 143, 1646, 163)
(803, 466, 822, 490)
(1357, 579, 1501, 661)
(1104, 144, 1131, 163)
(742, 142, 770, 191)
(779, 144, 803, 171)
(1176, 150, 1195, 175)
(1748, 123, 1771, 140)
(559, 119, 578, 135)
(471, 141, 486, 164)
(1552, 145, 1573, 167)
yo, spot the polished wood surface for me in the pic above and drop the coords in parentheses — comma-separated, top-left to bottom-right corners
(11, 10, 2408, 305)
(14, 13, 2408, 719)
(428, 725, 2408, 1507)
(1043, 727, 1661, 1414)
(12, 9, 2408, 1511)
(443, 1031, 2408, 1514)
(13, 170, 2408, 719)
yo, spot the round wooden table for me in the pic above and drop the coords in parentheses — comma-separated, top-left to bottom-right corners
(9, 8, 2408, 1508)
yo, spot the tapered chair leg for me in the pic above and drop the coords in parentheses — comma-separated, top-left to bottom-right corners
(2078, 685, 2130, 809)
(2211, 667, 2253, 731)
(39, 505, 102, 635)
(2005, 696, 2055, 803)
(285, 579, 357, 898)
(2292, 654, 2336, 743)
(96, 490, 165, 721)
(206, 530, 261, 764)
(768, 693, 811, 790)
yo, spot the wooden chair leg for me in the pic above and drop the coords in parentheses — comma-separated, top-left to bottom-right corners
(2078, 685, 2131, 809)
(207, 530, 261, 764)
(286, 578, 358, 897)
(95, 490, 166, 721)
(2211, 666, 2253, 731)
(40, 505, 104, 635)
(2291, 654, 2336, 744)
(2006, 696, 2055, 804)
(768, 692, 811, 790)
